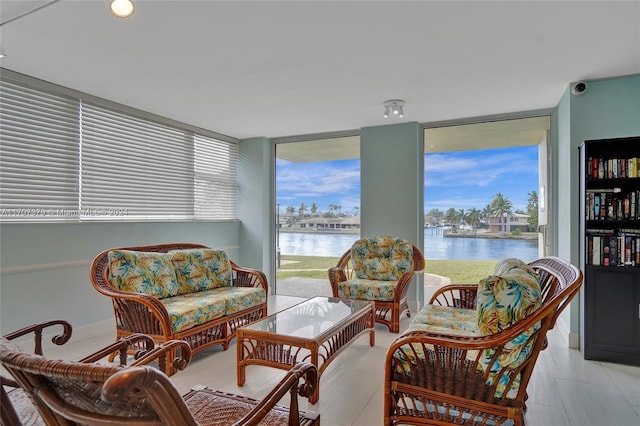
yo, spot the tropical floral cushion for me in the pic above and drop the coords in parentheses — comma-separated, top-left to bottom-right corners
(160, 291, 227, 333)
(207, 286, 267, 315)
(168, 248, 232, 293)
(108, 250, 180, 299)
(161, 287, 266, 333)
(475, 258, 542, 398)
(351, 236, 414, 280)
(337, 278, 397, 302)
(477, 258, 542, 335)
(407, 304, 478, 335)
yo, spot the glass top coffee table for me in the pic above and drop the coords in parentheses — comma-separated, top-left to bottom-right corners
(237, 296, 375, 404)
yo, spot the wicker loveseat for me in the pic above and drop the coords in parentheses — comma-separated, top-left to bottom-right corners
(384, 256, 583, 426)
(90, 243, 268, 373)
(328, 236, 425, 333)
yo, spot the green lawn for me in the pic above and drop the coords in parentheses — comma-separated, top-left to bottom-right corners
(277, 255, 496, 283)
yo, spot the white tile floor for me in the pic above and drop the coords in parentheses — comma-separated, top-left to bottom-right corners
(38, 294, 640, 426)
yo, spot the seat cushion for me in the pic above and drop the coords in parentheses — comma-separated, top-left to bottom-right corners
(351, 236, 414, 280)
(207, 286, 267, 315)
(108, 250, 180, 299)
(161, 287, 266, 333)
(168, 248, 232, 293)
(408, 304, 478, 336)
(337, 278, 397, 301)
(161, 292, 227, 333)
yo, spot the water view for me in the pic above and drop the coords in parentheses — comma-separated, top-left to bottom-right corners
(277, 230, 539, 261)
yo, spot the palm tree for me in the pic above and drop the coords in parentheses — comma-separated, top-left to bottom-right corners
(489, 193, 513, 234)
(285, 205, 296, 225)
(444, 208, 458, 225)
(310, 202, 319, 217)
(526, 190, 538, 231)
(298, 203, 307, 221)
(465, 208, 482, 231)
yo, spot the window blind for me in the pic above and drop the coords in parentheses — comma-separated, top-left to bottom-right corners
(0, 80, 80, 221)
(194, 134, 238, 219)
(1, 75, 239, 222)
(80, 102, 195, 220)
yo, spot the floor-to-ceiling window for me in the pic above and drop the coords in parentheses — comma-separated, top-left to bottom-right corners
(274, 135, 360, 297)
(423, 116, 550, 289)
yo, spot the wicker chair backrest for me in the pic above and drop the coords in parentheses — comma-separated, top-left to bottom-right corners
(0, 337, 194, 425)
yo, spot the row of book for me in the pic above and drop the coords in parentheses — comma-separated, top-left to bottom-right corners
(585, 189, 639, 221)
(587, 157, 640, 179)
(585, 229, 640, 266)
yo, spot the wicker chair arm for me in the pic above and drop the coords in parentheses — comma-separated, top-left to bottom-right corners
(101, 366, 199, 425)
(231, 261, 269, 291)
(235, 362, 318, 426)
(327, 266, 346, 296)
(2, 320, 72, 355)
(131, 339, 192, 372)
(110, 292, 173, 336)
(78, 333, 156, 364)
(428, 283, 479, 309)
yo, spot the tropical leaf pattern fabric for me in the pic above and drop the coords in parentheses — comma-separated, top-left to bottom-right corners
(351, 236, 414, 280)
(475, 260, 542, 398)
(161, 291, 227, 333)
(408, 304, 478, 335)
(168, 249, 232, 293)
(337, 278, 397, 301)
(394, 258, 542, 399)
(108, 250, 179, 299)
(160, 287, 266, 333)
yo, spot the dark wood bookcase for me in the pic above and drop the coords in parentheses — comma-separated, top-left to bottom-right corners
(579, 136, 640, 365)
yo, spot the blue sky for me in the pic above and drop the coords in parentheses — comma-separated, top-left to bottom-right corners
(276, 145, 538, 215)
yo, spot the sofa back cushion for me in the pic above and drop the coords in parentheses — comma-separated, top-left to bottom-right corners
(476, 258, 542, 334)
(351, 236, 414, 281)
(475, 258, 542, 398)
(168, 248, 232, 293)
(107, 250, 180, 299)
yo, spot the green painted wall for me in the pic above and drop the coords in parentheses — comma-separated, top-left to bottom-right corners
(554, 73, 640, 346)
(0, 221, 240, 335)
(360, 122, 425, 308)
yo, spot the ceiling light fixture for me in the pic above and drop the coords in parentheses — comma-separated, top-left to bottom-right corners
(383, 100, 405, 119)
(110, 0, 134, 18)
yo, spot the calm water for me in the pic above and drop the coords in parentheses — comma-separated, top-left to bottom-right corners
(277, 230, 539, 261)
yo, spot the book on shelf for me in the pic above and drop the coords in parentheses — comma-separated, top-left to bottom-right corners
(587, 157, 640, 179)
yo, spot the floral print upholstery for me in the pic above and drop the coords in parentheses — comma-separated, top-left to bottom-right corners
(161, 292, 227, 333)
(407, 304, 478, 335)
(160, 287, 266, 333)
(395, 258, 542, 399)
(168, 249, 232, 293)
(337, 278, 397, 301)
(210, 286, 267, 315)
(108, 250, 180, 299)
(351, 236, 414, 280)
(475, 258, 542, 398)
(107, 248, 266, 335)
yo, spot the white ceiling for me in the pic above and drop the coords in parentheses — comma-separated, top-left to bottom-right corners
(1, 1, 639, 141)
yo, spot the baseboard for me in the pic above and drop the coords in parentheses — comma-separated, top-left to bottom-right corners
(556, 318, 580, 349)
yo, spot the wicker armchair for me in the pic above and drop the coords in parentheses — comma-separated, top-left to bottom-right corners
(1, 331, 320, 425)
(328, 236, 425, 333)
(384, 256, 583, 426)
(90, 242, 269, 373)
(2, 320, 73, 426)
(1, 321, 165, 426)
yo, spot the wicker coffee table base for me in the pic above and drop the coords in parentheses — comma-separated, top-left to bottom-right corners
(237, 298, 375, 404)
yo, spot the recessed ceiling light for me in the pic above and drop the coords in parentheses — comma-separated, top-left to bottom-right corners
(110, 0, 134, 18)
